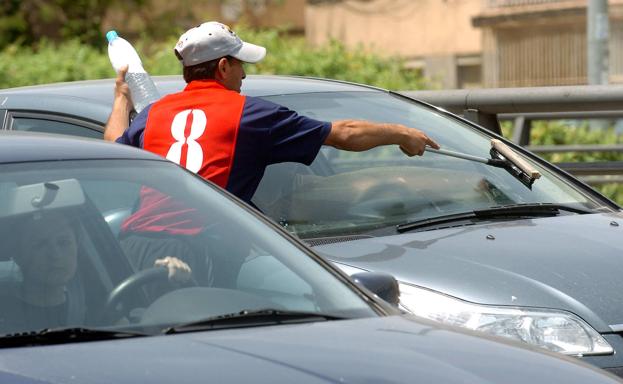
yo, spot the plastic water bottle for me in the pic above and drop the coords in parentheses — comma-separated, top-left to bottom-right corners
(106, 30, 160, 114)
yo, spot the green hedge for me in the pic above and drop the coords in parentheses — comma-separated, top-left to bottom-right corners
(0, 40, 111, 87)
(0, 27, 425, 91)
(501, 121, 623, 204)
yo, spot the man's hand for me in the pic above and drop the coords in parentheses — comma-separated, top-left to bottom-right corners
(104, 65, 133, 142)
(114, 65, 133, 110)
(154, 256, 192, 283)
(398, 126, 440, 156)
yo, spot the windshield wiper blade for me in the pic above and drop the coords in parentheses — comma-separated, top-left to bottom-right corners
(397, 203, 593, 233)
(164, 309, 347, 334)
(0, 327, 148, 348)
(474, 203, 592, 216)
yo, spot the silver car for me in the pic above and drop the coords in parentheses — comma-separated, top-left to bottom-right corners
(2, 76, 623, 377)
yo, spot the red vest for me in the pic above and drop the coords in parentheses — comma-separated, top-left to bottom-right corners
(121, 81, 245, 235)
(144, 80, 245, 188)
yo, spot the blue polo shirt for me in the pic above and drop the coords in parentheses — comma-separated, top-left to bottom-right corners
(118, 92, 331, 204)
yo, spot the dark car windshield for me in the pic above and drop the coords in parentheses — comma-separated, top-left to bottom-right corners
(253, 91, 611, 238)
(0, 159, 375, 337)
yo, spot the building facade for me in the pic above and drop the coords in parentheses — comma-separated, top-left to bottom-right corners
(306, 0, 623, 88)
(306, 0, 483, 89)
(475, 0, 623, 87)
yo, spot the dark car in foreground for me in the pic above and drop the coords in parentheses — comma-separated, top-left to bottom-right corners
(2, 132, 620, 383)
(2, 76, 623, 376)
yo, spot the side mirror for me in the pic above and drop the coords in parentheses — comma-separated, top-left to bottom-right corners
(351, 272, 400, 307)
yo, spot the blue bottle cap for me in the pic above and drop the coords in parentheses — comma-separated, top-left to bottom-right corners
(106, 30, 118, 43)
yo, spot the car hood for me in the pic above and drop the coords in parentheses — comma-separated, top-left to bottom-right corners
(316, 212, 623, 332)
(0, 316, 615, 384)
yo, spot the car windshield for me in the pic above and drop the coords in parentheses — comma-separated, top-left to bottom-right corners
(0, 159, 375, 336)
(253, 91, 611, 238)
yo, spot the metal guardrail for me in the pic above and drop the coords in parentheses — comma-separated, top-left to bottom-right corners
(401, 85, 623, 184)
(402, 85, 623, 129)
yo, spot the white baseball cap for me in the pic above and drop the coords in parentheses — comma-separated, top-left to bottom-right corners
(174, 21, 266, 66)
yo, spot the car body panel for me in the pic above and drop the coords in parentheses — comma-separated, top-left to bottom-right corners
(6, 132, 623, 383)
(316, 212, 623, 331)
(0, 316, 618, 384)
(3, 76, 623, 374)
(0, 131, 160, 163)
(0, 75, 371, 110)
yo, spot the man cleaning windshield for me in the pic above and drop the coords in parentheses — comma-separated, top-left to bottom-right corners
(104, 21, 439, 286)
(104, 21, 439, 203)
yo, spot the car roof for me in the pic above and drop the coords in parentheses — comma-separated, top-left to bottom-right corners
(0, 131, 162, 164)
(0, 75, 386, 163)
(0, 75, 382, 127)
(0, 75, 380, 102)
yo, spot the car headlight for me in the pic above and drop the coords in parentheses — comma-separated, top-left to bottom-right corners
(399, 283, 613, 356)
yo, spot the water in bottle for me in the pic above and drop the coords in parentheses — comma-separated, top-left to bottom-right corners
(106, 30, 160, 114)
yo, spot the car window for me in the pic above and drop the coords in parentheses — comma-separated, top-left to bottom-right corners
(0, 159, 375, 335)
(11, 117, 102, 139)
(255, 92, 610, 238)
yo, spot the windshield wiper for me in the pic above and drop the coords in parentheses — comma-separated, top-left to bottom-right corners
(397, 203, 594, 233)
(164, 309, 348, 334)
(0, 327, 148, 348)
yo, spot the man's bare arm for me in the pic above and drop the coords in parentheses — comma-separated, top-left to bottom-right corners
(104, 65, 133, 142)
(325, 120, 440, 156)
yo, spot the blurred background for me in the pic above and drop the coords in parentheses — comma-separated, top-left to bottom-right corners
(3, 0, 623, 89)
(2, 0, 623, 203)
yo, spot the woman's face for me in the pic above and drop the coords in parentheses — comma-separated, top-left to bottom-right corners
(17, 214, 78, 288)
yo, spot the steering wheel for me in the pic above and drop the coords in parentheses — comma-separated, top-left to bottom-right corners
(102, 267, 195, 323)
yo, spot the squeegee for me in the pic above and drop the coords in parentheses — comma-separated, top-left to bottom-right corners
(426, 139, 541, 188)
